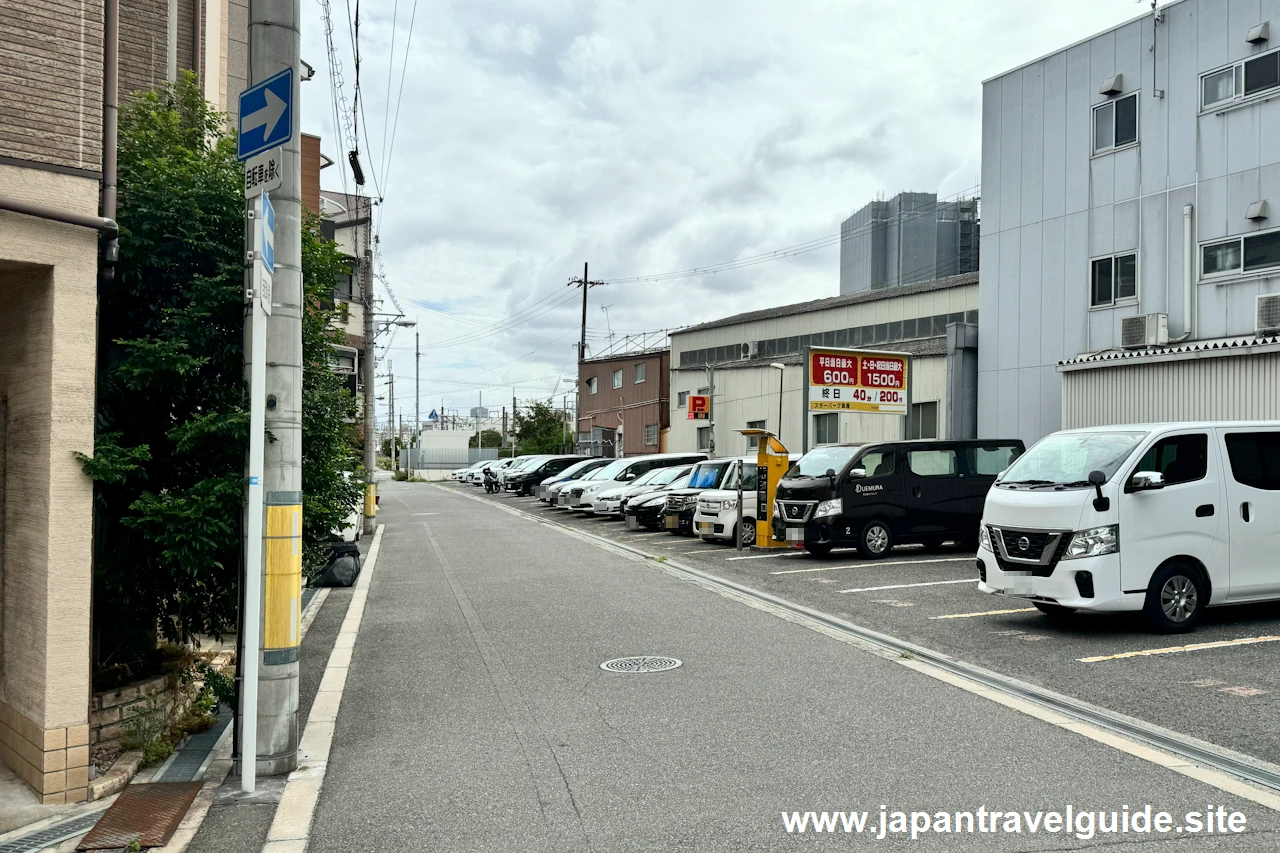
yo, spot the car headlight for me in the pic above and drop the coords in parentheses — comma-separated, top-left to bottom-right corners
(814, 498, 841, 520)
(979, 524, 992, 551)
(722, 498, 737, 510)
(1063, 525, 1119, 560)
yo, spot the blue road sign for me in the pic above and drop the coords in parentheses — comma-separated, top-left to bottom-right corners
(238, 68, 294, 161)
(428, 410, 439, 421)
(260, 192, 276, 276)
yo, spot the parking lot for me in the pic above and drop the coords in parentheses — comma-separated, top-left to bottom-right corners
(446, 480, 1280, 769)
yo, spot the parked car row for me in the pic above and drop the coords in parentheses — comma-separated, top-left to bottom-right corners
(452, 421, 1280, 633)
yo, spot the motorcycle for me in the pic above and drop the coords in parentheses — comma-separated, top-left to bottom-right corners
(483, 467, 500, 493)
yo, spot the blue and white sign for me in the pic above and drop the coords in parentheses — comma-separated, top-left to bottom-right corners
(259, 192, 276, 276)
(238, 68, 294, 161)
(428, 410, 439, 421)
(253, 192, 275, 315)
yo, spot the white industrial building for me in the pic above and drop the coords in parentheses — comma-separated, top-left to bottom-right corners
(981, 0, 1280, 444)
(667, 273, 981, 457)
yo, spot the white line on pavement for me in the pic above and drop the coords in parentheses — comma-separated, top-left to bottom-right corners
(772, 557, 973, 575)
(839, 578, 975, 594)
(1079, 635, 1280, 663)
(929, 607, 1037, 620)
(724, 551, 809, 561)
(261, 524, 384, 853)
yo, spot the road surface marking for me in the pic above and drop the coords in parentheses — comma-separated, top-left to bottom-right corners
(871, 599, 915, 607)
(724, 551, 809, 561)
(839, 578, 974, 594)
(930, 607, 1037, 620)
(1220, 686, 1269, 697)
(772, 557, 972, 575)
(411, 512, 440, 516)
(262, 524, 384, 853)
(1078, 634, 1280, 663)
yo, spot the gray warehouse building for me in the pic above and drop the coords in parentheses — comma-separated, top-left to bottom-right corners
(981, 0, 1280, 444)
(839, 192, 980, 294)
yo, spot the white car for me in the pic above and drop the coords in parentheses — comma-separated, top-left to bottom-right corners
(569, 453, 707, 513)
(977, 422, 1280, 633)
(693, 454, 800, 545)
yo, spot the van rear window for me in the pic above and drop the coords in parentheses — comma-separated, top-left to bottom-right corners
(1225, 432, 1280, 491)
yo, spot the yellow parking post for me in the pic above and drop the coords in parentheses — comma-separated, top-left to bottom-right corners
(739, 429, 792, 549)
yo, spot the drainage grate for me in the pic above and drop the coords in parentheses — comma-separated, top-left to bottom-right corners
(76, 782, 201, 850)
(600, 656, 682, 673)
(0, 811, 104, 853)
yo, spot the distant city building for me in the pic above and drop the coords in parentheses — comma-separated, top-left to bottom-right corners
(840, 192, 979, 295)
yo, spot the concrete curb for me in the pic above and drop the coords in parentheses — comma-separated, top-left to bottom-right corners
(87, 750, 141, 802)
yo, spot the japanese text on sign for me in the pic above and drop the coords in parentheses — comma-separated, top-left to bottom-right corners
(687, 395, 711, 420)
(808, 348, 908, 415)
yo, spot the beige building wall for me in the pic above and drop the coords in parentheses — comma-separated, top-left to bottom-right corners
(0, 165, 97, 805)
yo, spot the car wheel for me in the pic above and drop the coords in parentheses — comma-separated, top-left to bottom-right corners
(857, 520, 893, 560)
(804, 542, 833, 557)
(738, 518, 757, 546)
(1033, 602, 1075, 617)
(1144, 562, 1206, 634)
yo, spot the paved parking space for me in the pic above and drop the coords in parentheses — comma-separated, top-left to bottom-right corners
(452, 483, 1280, 769)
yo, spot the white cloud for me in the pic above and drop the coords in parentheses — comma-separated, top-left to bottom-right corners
(300, 0, 1147, 417)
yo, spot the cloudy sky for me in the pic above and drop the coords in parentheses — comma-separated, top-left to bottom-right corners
(299, 0, 1147, 426)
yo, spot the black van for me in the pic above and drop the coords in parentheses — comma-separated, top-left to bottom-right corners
(772, 439, 1025, 558)
(506, 455, 588, 496)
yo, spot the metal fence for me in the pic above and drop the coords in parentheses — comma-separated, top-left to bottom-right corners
(399, 447, 501, 471)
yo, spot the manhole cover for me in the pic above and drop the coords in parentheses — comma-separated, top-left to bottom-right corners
(600, 656, 683, 673)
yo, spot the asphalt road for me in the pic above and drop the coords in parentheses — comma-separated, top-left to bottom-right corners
(464, 481, 1280, 772)
(297, 480, 1280, 850)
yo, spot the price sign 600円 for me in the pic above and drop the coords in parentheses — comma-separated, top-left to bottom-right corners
(807, 348, 909, 415)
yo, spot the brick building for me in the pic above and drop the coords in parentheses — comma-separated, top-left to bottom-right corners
(576, 349, 672, 457)
(0, 0, 246, 805)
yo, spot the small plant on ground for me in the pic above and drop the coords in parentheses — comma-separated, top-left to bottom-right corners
(121, 691, 175, 767)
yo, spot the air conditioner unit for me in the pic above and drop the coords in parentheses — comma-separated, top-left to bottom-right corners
(1120, 313, 1169, 349)
(746, 341, 759, 358)
(1257, 293, 1280, 334)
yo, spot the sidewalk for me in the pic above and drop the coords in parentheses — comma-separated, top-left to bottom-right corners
(192, 482, 1280, 850)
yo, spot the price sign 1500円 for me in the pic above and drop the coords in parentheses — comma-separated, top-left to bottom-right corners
(807, 348, 909, 415)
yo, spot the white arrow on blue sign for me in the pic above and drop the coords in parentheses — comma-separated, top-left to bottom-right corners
(238, 68, 294, 161)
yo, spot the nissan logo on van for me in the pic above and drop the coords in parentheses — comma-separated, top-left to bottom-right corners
(1017, 536, 1031, 552)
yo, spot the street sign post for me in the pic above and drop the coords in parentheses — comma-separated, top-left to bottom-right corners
(243, 146, 283, 198)
(237, 68, 294, 161)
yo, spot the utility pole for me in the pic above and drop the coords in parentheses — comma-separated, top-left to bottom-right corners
(512, 387, 517, 455)
(361, 249, 376, 534)
(246, 0, 302, 784)
(413, 331, 420, 476)
(568, 262, 604, 445)
(388, 361, 396, 472)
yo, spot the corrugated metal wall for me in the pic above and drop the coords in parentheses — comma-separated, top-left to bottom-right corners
(1062, 352, 1280, 429)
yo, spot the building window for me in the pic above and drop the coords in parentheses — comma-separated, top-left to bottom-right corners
(1201, 229, 1280, 279)
(677, 391, 688, 408)
(908, 402, 938, 439)
(1092, 93, 1138, 154)
(1090, 252, 1137, 306)
(746, 419, 767, 450)
(634, 362, 646, 383)
(587, 377, 598, 395)
(612, 369, 623, 389)
(697, 426, 712, 451)
(1201, 49, 1280, 110)
(644, 424, 659, 446)
(333, 271, 354, 300)
(813, 413, 839, 445)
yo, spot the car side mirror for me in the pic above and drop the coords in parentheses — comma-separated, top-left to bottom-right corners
(624, 472, 637, 481)
(1088, 469, 1110, 511)
(849, 468, 866, 479)
(1129, 471, 1165, 491)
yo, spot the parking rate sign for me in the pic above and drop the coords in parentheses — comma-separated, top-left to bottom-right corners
(808, 348, 908, 414)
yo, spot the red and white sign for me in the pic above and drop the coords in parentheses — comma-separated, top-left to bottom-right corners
(808, 349, 909, 415)
(687, 394, 711, 420)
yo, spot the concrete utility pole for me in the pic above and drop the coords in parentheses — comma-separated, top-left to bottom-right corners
(568, 263, 604, 446)
(361, 248, 376, 534)
(388, 361, 396, 472)
(413, 331, 420, 475)
(248, 0, 303, 780)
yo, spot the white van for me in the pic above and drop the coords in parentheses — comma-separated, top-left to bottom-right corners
(693, 454, 800, 545)
(977, 422, 1280, 633)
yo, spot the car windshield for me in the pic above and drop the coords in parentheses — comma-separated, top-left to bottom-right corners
(514, 457, 546, 471)
(786, 446, 861, 478)
(593, 459, 634, 481)
(631, 467, 666, 486)
(650, 466, 690, 485)
(999, 431, 1147, 485)
(667, 474, 692, 489)
(688, 460, 731, 489)
(558, 459, 599, 479)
